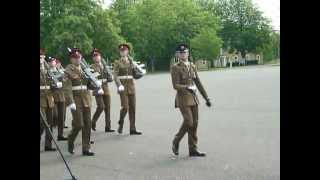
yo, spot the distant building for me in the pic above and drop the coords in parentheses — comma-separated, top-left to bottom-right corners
(215, 49, 263, 67)
(194, 60, 211, 71)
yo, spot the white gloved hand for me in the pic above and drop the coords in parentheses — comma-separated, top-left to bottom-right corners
(97, 88, 104, 95)
(187, 85, 197, 91)
(69, 103, 76, 111)
(118, 85, 125, 92)
(56, 82, 63, 88)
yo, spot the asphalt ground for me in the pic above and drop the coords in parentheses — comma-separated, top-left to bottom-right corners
(40, 65, 280, 180)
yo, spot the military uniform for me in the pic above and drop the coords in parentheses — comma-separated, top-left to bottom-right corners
(48, 58, 68, 141)
(171, 44, 211, 157)
(113, 43, 142, 135)
(40, 48, 56, 151)
(90, 49, 114, 132)
(64, 48, 94, 156)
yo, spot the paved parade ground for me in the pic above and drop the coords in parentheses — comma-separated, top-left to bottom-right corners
(40, 65, 280, 180)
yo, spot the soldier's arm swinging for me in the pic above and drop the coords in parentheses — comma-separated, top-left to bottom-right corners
(192, 66, 212, 107)
(192, 66, 209, 100)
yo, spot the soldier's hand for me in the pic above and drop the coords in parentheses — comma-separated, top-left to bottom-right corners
(97, 88, 104, 95)
(187, 85, 197, 93)
(206, 98, 212, 107)
(69, 103, 76, 111)
(56, 82, 63, 88)
(118, 85, 125, 92)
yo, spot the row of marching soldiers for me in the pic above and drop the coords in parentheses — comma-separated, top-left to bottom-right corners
(40, 43, 145, 156)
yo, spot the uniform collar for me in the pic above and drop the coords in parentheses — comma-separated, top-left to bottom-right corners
(179, 60, 190, 67)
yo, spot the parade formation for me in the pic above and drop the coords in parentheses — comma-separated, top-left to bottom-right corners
(40, 43, 212, 158)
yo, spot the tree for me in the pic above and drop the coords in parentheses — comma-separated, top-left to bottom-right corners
(214, 0, 272, 59)
(113, 0, 220, 71)
(259, 31, 280, 61)
(40, 0, 126, 64)
(190, 29, 222, 63)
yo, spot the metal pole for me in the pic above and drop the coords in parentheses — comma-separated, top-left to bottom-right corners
(40, 109, 78, 180)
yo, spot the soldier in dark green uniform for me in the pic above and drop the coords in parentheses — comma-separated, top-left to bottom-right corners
(64, 48, 94, 156)
(170, 44, 212, 157)
(90, 48, 115, 133)
(113, 43, 142, 135)
(40, 48, 56, 152)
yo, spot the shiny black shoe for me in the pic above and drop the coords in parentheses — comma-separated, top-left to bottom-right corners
(189, 151, 206, 157)
(57, 136, 68, 141)
(117, 125, 123, 134)
(44, 147, 56, 151)
(82, 150, 95, 156)
(130, 130, 142, 135)
(92, 122, 96, 131)
(105, 128, 115, 133)
(64, 126, 69, 129)
(68, 141, 75, 154)
(172, 142, 179, 156)
(90, 141, 94, 144)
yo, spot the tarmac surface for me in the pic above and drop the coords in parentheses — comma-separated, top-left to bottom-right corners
(40, 65, 280, 180)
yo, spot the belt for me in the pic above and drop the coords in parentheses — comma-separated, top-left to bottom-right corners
(40, 86, 50, 90)
(72, 85, 87, 90)
(118, 75, 133, 79)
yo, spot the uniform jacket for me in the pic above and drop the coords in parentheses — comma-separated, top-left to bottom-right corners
(49, 68, 65, 103)
(64, 64, 92, 108)
(113, 58, 135, 95)
(90, 63, 110, 96)
(171, 61, 208, 108)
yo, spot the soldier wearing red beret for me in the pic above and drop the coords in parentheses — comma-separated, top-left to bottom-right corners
(90, 48, 115, 133)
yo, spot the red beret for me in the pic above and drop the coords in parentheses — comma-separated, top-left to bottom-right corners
(118, 43, 130, 51)
(69, 48, 81, 58)
(91, 48, 101, 57)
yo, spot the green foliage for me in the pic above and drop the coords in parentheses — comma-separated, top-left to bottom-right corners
(214, 0, 273, 58)
(40, 0, 278, 70)
(115, 0, 220, 70)
(40, 0, 125, 64)
(191, 29, 222, 61)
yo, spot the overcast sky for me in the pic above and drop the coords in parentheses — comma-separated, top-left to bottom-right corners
(101, 0, 279, 30)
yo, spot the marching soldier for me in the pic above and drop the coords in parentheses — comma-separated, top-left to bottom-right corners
(48, 57, 68, 141)
(64, 48, 95, 156)
(170, 44, 212, 157)
(113, 43, 142, 135)
(90, 48, 115, 133)
(40, 48, 56, 151)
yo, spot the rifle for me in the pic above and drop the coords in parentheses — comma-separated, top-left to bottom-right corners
(43, 60, 63, 90)
(128, 55, 146, 79)
(101, 57, 113, 82)
(79, 58, 103, 91)
(67, 48, 102, 91)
